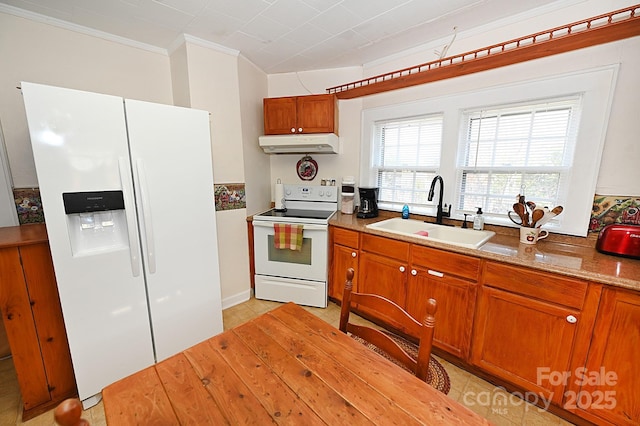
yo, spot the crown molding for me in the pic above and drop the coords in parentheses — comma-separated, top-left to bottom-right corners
(168, 33, 240, 57)
(0, 3, 166, 55)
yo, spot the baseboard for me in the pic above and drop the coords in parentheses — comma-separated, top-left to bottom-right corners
(222, 289, 252, 309)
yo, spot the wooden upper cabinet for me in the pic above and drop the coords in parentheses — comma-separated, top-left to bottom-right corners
(263, 94, 337, 135)
(575, 287, 640, 425)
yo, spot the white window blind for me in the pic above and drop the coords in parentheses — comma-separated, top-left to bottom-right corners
(457, 96, 582, 216)
(373, 115, 443, 208)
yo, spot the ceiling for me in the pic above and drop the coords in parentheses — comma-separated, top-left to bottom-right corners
(0, 0, 565, 74)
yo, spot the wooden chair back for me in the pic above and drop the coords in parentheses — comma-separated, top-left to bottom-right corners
(339, 268, 437, 381)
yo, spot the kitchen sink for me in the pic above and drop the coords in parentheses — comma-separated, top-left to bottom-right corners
(366, 217, 495, 249)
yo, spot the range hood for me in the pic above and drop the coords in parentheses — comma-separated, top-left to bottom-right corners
(259, 133, 339, 154)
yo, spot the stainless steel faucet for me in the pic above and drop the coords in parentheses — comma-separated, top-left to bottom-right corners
(428, 175, 450, 224)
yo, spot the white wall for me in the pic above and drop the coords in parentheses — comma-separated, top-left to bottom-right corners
(176, 41, 257, 306)
(238, 56, 270, 216)
(0, 12, 173, 187)
(266, 0, 640, 198)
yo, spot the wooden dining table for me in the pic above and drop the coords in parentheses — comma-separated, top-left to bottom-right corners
(102, 302, 491, 425)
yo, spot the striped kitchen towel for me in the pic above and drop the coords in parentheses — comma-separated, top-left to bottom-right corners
(273, 223, 304, 251)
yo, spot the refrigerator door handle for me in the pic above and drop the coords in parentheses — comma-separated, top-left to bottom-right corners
(118, 157, 141, 277)
(133, 159, 157, 274)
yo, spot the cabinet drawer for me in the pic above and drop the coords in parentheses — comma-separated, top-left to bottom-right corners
(333, 227, 359, 249)
(483, 262, 587, 309)
(411, 245, 480, 281)
(361, 234, 409, 261)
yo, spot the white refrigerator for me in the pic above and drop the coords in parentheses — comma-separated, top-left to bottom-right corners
(21, 82, 223, 408)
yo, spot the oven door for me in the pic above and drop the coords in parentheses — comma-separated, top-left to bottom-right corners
(253, 221, 328, 282)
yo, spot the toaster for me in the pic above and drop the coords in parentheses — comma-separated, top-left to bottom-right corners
(596, 224, 640, 259)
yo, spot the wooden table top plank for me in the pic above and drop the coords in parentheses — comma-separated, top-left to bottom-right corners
(233, 319, 373, 425)
(268, 303, 491, 426)
(103, 303, 491, 425)
(209, 329, 327, 425)
(154, 353, 230, 425)
(254, 310, 424, 425)
(183, 338, 277, 425)
(102, 366, 179, 425)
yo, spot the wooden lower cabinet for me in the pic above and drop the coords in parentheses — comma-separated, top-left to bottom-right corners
(572, 287, 640, 425)
(0, 242, 76, 419)
(406, 246, 479, 359)
(329, 228, 360, 301)
(327, 225, 637, 425)
(357, 234, 410, 309)
(406, 268, 476, 359)
(471, 261, 597, 407)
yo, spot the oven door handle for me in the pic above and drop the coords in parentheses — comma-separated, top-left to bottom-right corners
(252, 221, 328, 231)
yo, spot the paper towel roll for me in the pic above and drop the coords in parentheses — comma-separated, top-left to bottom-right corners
(274, 183, 285, 211)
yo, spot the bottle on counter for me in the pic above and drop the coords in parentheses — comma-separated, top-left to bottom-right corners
(473, 207, 484, 230)
(402, 204, 410, 219)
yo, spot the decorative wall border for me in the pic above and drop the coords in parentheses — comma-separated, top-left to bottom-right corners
(590, 194, 640, 233)
(214, 183, 246, 211)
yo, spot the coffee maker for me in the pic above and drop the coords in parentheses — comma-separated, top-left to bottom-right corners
(357, 187, 379, 218)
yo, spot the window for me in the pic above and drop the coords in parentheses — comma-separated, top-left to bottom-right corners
(361, 66, 618, 236)
(372, 115, 443, 209)
(457, 97, 581, 216)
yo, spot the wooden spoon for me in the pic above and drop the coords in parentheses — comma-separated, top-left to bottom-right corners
(531, 209, 544, 227)
(513, 202, 528, 226)
(552, 206, 563, 215)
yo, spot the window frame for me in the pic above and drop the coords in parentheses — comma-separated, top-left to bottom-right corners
(360, 65, 619, 236)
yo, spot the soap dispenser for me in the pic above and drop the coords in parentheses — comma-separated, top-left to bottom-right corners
(402, 204, 410, 219)
(473, 207, 484, 230)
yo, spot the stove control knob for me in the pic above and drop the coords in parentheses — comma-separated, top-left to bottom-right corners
(326, 190, 333, 197)
(318, 190, 324, 196)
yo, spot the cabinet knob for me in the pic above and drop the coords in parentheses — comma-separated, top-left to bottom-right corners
(399, 266, 406, 272)
(566, 315, 577, 324)
(298, 127, 303, 132)
(411, 269, 417, 276)
(351, 252, 357, 258)
(290, 127, 296, 133)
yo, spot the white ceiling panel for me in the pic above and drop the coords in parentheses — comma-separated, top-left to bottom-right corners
(0, 0, 573, 73)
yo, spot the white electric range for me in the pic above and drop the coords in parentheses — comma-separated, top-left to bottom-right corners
(252, 184, 337, 308)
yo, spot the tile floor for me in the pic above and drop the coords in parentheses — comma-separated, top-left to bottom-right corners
(0, 297, 575, 425)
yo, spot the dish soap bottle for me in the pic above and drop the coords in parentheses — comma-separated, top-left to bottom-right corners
(402, 204, 410, 219)
(473, 207, 484, 230)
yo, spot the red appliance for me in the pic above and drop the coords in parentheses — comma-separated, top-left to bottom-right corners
(596, 224, 640, 259)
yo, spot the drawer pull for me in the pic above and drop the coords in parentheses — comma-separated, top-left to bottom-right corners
(428, 269, 444, 278)
(399, 266, 406, 273)
(351, 252, 357, 258)
(566, 315, 577, 324)
(411, 269, 417, 276)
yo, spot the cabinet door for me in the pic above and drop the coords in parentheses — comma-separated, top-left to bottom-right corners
(406, 267, 475, 359)
(576, 288, 640, 425)
(20, 243, 76, 401)
(296, 95, 335, 134)
(471, 286, 579, 405)
(0, 247, 51, 410)
(330, 244, 358, 301)
(358, 251, 407, 308)
(263, 97, 297, 135)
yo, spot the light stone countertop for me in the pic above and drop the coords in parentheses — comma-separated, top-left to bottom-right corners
(330, 211, 640, 292)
